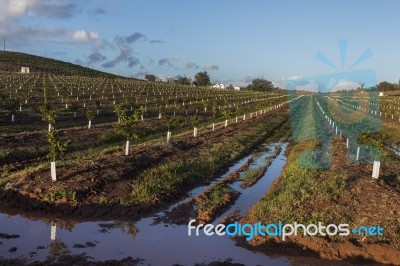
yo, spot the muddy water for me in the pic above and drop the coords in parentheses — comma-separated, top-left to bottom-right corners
(0, 142, 332, 265)
(215, 143, 288, 220)
(389, 147, 400, 157)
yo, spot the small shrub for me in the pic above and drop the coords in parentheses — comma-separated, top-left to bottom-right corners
(45, 188, 77, 203)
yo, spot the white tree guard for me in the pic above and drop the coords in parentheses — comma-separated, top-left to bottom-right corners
(51, 161, 57, 181)
(125, 140, 130, 155)
(167, 131, 171, 143)
(372, 161, 380, 179)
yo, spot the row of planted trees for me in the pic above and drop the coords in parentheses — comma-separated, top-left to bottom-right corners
(1, 73, 288, 181)
(112, 99, 279, 157)
(30, 96, 285, 182)
(1, 73, 285, 126)
(1, 94, 277, 128)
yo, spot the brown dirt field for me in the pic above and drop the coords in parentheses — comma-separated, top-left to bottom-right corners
(0, 121, 116, 173)
(0, 123, 117, 173)
(0, 117, 168, 151)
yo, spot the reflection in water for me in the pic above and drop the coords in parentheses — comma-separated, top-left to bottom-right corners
(49, 240, 67, 256)
(50, 223, 56, 241)
(96, 221, 139, 239)
(115, 221, 139, 239)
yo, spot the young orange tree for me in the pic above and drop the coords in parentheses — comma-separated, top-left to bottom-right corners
(47, 128, 69, 181)
(114, 104, 141, 155)
(39, 105, 56, 131)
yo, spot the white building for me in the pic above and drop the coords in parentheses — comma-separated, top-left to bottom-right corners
(234, 86, 241, 91)
(21, 67, 30, 74)
(379, 92, 384, 97)
(212, 83, 225, 89)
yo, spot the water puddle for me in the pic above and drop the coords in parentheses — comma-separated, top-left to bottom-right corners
(216, 143, 287, 220)
(0, 141, 350, 265)
(388, 147, 400, 157)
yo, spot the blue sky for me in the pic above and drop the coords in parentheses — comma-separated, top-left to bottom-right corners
(1, 0, 400, 86)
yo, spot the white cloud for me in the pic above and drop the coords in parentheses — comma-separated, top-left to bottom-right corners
(0, 0, 29, 23)
(89, 32, 99, 40)
(0, 0, 77, 23)
(73, 30, 100, 43)
(73, 30, 88, 41)
(0, 0, 83, 50)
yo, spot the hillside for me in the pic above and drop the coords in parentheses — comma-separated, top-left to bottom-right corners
(0, 51, 119, 77)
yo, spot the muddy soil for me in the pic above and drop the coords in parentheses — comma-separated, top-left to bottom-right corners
(0, 116, 170, 151)
(0, 117, 167, 171)
(239, 166, 268, 188)
(195, 188, 240, 224)
(237, 159, 252, 172)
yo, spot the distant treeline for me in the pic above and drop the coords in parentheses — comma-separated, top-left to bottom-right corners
(376, 81, 400, 92)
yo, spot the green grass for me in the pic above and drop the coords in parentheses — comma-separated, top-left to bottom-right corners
(358, 132, 400, 184)
(45, 188, 77, 204)
(240, 167, 263, 182)
(197, 183, 232, 211)
(0, 177, 8, 187)
(1, 165, 11, 178)
(98, 131, 125, 145)
(251, 140, 352, 225)
(130, 142, 233, 204)
(320, 168, 347, 197)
